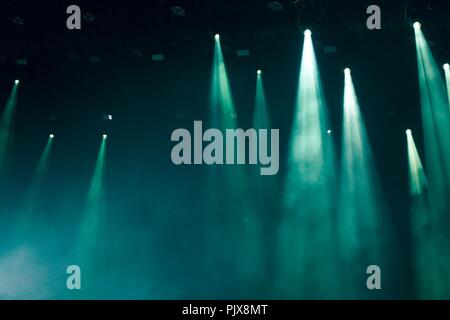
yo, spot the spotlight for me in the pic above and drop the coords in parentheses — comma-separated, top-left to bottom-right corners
(344, 68, 351, 74)
(16, 58, 27, 65)
(327, 129, 332, 134)
(257, 69, 262, 75)
(82, 12, 96, 22)
(406, 129, 412, 135)
(103, 134, 108, 139)
(214, 34, 220, 40)
(170, 6, 186, 17)
(444, 63, 449, 71)
(413, 22, 421, 30)
(304, 29, 312, 37)
(12, 16, 25, 26)
(267, 1, 284, 12)
(49, 134, 54, 139)
(14, 79, 19, 84)
(89, 56, 101, 64)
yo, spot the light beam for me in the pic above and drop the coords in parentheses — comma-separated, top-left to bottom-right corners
(278, 31, 338, 298)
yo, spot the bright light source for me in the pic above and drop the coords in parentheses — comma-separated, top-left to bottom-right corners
(406, 129, 412, 135)
(214, 34, 220, 40)
(444, 63, 449, 71)
(103, 134, 107, 139)
(304, 29, 312, 37)
(267, 1, 284, 12)
(236, 49, 250, 57)
(151, 54, 165, 61)
(327, 129, 332, 134)
(170, 6, 186, 17)
(344, 68, 351, 74)
(15, 79, 19, 84)
(413, 22, 421, 30)
(49, 134, 54, 139)
(257, 69, 262, 75)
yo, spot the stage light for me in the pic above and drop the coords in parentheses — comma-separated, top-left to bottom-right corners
(414, 19, 450, 220)
(12, 16, 25, 25)
(1, 80, 19, 170)
(82, 12, 96, 22)
(279, 24, 338, 298)
(16, 133, 54, 235)
(406, 128, 450, 299)
(236, 49, 250, 57)
(413, 22, 421, 30)
(16, 58, 27, 65)
(339, 67, 393, 297)
(76, 135, 107, 266)
(214, 34, 220, 40)
(49, 134, 54, 139)
(444, 63, 449, 71)
(327, 129, 332, 134)
(406, 129, 412, 135)
(210, 31, 237, 128)
(15, 80, 19, 84)
(253, 67, 270, 130)
(170, 6, 186, 17)
(89, 56, 101, 64)
(344, 68, 351, 74)
(103, 134, 107, 139)
(267, 1, 284, 12)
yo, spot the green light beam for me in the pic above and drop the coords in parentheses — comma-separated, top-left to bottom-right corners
(70, 136, 107, 297)
(253, 71, 270, 130)
(278, 31, 338, 298)
(210, 36, 237, 129)
(407, 129, 450, 299)
(406, 130, 427, 196)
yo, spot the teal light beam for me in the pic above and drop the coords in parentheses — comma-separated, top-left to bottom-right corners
(0, 81, 19, 172)
(338, 69, 392, 298)
(414, 25, 450, 219)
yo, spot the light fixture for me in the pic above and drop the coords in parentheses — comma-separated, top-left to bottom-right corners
(267, 1, 284, 12)
(170, 6, 186, 16)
